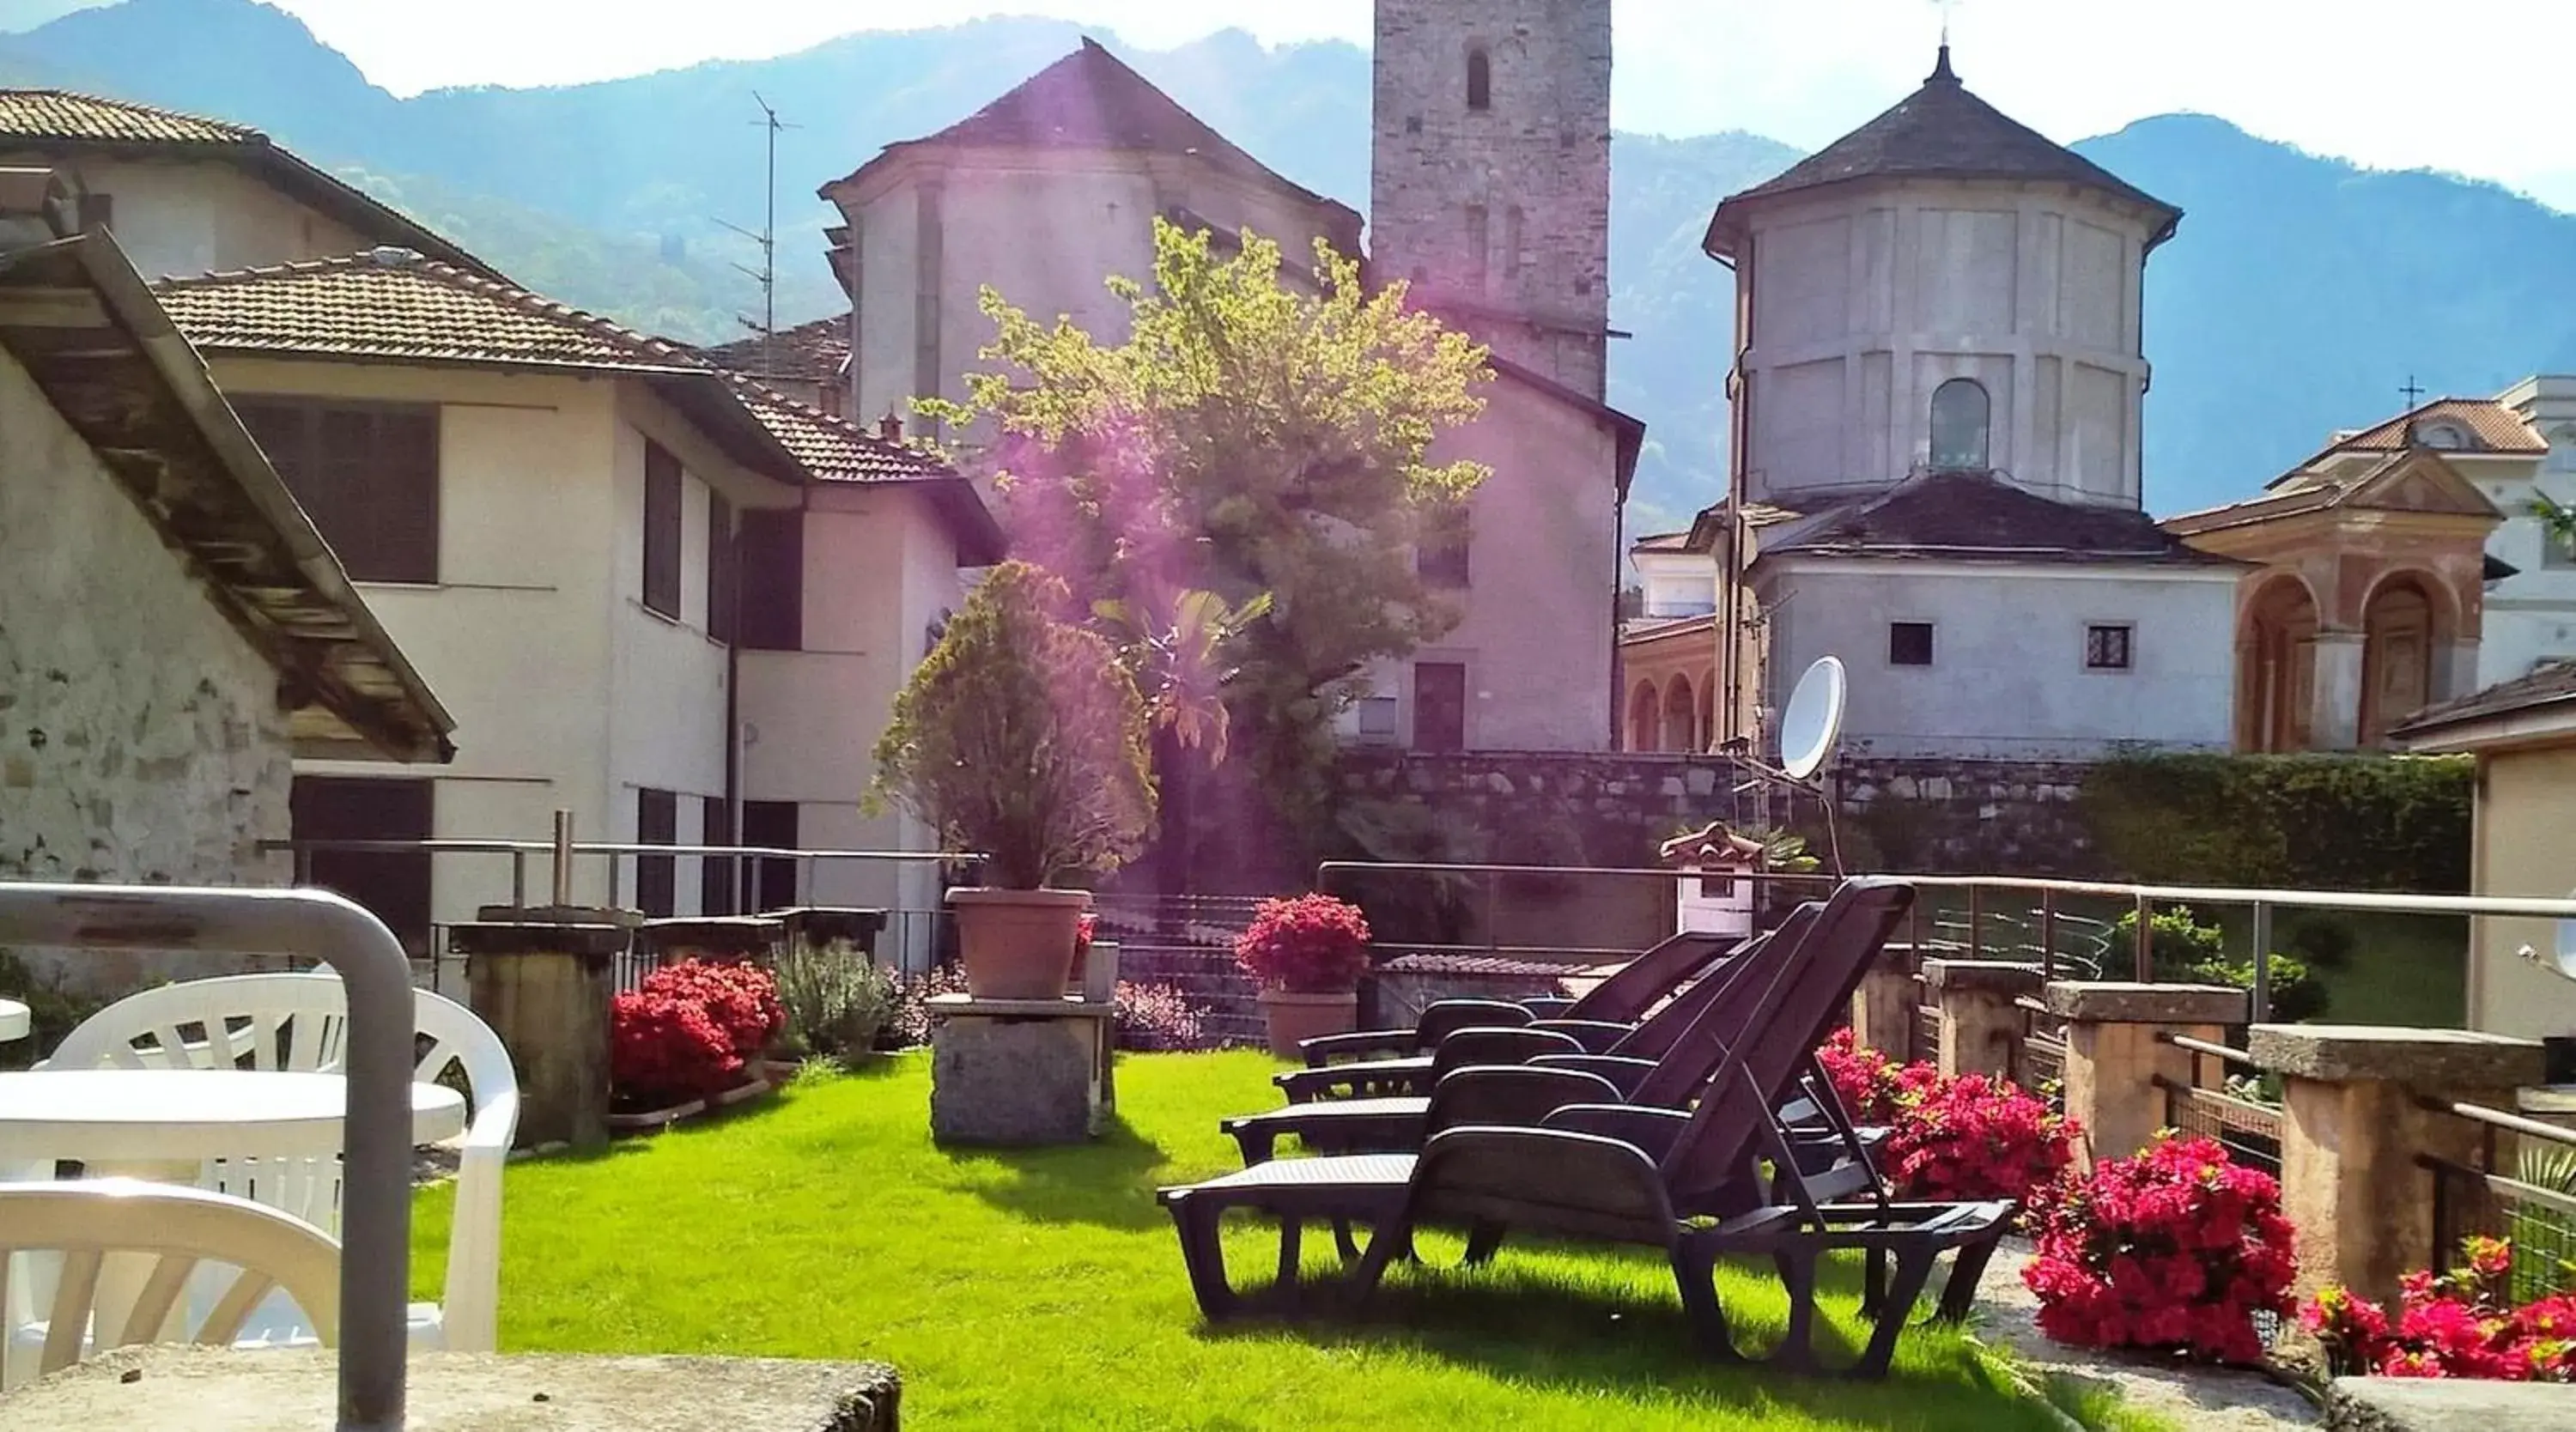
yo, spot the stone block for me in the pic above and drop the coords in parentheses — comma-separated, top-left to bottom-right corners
(2326, 1374, 2576, 1430)
(453, 920, 624, 1151)
(930, 1005, 1109, 1146)
(2044, 980, 2246, 1025)
(2247, 1024, 2546, 1089)
(641, 915, 786, 967)
(0, 1346, 902, 1430)
(1922, 959, 2044, 995)
(776, 906, 890, 960)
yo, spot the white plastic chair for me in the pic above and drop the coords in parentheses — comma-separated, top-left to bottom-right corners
(37, 973, 517, 1351)
(0, 1178, 341, 1393)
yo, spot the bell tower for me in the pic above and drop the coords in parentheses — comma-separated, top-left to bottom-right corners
(1371, 0, 1613, 400)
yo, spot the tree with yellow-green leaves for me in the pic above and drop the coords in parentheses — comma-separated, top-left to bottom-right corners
(921, 218, 1492, 876)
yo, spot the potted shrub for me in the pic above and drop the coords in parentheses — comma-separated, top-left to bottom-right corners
(1235, 893, 1374, 1059)
(870, 561, 1157, 1000)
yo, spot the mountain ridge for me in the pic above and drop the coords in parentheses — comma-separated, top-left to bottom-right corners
(9, 0, 2576, 531)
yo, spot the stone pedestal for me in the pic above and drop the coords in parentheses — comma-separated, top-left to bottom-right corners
(1848, 946, 1917, 1058)
(927, 994, 1114, 1146)
(453, 920, 626, 1151)
(1922, 959, 2043, 1079)
(0, 1345, 901, 1430)
(640, 915, 785, 968)
(2249, 1024, 2546, 1311)
(2046, 980, 2247, 1170)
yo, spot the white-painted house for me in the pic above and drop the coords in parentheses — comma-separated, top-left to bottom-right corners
(1686, 47, 2240, 762)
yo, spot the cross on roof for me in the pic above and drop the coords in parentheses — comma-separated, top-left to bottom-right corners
(2400, 374, 2426, 407)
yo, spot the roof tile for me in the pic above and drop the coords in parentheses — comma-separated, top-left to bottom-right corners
(2316, 397, 2545, 459)
(0, 89, 256, 145)
(698, 314, 849, 385)
(727, 376, 950, 483)
(2397, 658, 2576, 737)
(1773, 470, 2236, 566)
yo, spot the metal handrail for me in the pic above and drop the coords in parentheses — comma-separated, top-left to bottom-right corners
(0, 884, 416, 1432)
(1899, 873, 2576, 920)
(2161, 1032, 2264, 1067)
(2419, 1098, 2576, 1150)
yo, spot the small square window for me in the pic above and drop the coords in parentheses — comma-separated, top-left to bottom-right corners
(1888, 622, 1934, 666)
(2086, 623, 2135, 670)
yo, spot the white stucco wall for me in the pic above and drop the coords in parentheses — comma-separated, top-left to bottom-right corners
(1736, 179, 2156, 510)
(1634, 547, 1720, 618)
(0, 154, 374, 280)
(0, 346, 294, 992)
(2474, 401, 2576, 685)
(1761, 557, 2237, 759)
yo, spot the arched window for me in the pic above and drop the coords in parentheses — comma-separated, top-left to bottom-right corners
(1929, 378, 1991, 470)
(1466, 47, 1492, 111)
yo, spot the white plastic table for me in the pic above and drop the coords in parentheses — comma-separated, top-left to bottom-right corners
(0, 998, 27, 1044)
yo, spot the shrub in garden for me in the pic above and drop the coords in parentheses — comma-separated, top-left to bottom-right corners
(1233, 893, 1374, 992)
(640, 959, 782, 1059)
(2305, 1236, 2576, 1380)
(884, 964, 972, 1048)
(773, 944, 898, 1062)
(2022, 1133, 2297, 1364)
(1113, 980, 1214, 1052)
(611, 989, 741, 1108)
(2107, 907, 2327, 1022)
(1814, 1029, 2071, 1203)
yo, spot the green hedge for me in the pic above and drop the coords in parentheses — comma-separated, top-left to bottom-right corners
(2077, 752, 2473, 894)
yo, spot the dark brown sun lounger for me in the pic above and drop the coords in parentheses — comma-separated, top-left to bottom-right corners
(1223, 907, 1823, 1164)
(1157, 877, 2012, 1380)
(1275, 925, 1749, 1103)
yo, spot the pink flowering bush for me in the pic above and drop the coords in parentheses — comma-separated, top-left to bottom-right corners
(2022, 1133, 2298, 1364)
(1234, 893, 1373, 993)
(1112, 980, 1215, 1052)
(1814, 1028, 2075, 1204)
(2305, 1236, 2576, 1381)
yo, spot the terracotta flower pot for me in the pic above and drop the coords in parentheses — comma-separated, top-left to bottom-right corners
(947, 887, 1091, 999)
(1257, 988, 1358, 1060)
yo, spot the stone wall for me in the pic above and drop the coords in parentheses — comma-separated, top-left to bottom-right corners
(0, 347, 292, 994)
(1831, 756, 2108, 878)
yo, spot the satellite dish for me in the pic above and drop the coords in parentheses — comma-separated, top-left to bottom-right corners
(1778, 657, 1847, 781)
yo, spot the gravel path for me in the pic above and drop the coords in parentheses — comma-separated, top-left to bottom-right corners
(1969, 1240, 2320, 1431)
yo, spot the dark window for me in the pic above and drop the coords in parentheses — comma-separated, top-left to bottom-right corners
(1929, 378, 1991, 470)
(1418, 506, 1470, 587)
(1466, 47, 1492, 111)
(701, 796, 736, 917)
(643, 440, 682, 618)
(2086, 623, 2134, 670)
(289, 777, 434, 955)
(635, 788, 677, 918)
(1889, 622, 1935, 667)
(76, 191, 111, 233)
(1414, 661, 1467, 751)
(736, 508, 804, 650)
(707, 490, 736, 643)
(741, 800, 800, 913)
(235, 399, 439, 583)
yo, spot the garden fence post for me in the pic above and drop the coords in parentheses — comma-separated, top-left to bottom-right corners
(454, 918, 631, 1150)
(1921, 958, 2042, 1079)
(2045, 980, 2246, 1171)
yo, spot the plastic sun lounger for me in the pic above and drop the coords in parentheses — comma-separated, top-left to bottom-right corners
(1221, 907, 1826, 1165)
(1273, 926, 1747, 1104)
(1157, 877, 2014, 1380)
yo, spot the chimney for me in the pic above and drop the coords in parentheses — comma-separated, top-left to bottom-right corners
(0, 167, 72, 246)
(878, 411, 903, 443)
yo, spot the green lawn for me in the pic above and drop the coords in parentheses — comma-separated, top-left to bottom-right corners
(409, 1053, 2130, 1431)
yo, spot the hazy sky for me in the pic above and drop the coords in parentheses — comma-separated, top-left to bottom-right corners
(22, 1, 2576, 206)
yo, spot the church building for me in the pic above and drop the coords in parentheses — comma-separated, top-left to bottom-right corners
(819, 5, 1641, 755)
(1681, 47, 2240, 762)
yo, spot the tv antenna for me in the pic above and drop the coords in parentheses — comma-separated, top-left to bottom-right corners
(1731, 656, 1850, 872)
(715, 92, 801, 380)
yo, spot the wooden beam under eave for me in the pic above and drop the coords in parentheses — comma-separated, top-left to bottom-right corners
(0, 286, 111, 328)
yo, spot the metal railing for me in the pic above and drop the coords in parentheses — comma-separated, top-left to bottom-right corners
(2420, 1098, 2576, 1302)
(2013, 994, 2068, 1107)
(2152, 1032, 2283, 1179)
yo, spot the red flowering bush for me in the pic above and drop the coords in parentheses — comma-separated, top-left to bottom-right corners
(2305, 1236, 2576, 1380)
(1813, 1029, 2071, 1203)
(1233, 893, 1373, 993)
(640, 959, 783, 1059)
(2022, 1133, 2297, 1364)
(611, 990, 741, 1107)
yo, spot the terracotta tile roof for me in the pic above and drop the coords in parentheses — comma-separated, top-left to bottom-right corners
(2394, 658, 2576, 740)
(0, 89, 255, 144)
(697, 314, 849, 385)
(1631, 531, 1694, 553)
(1770, 470, 2238, 566)
(1705, 46, 2179, 259)
(155, 249, 700, 371)
(728, 378, 1005, 565)
(823, 39, 1358, 240)
(2307, 397, 2546, 462)
(1619, 612, 1717, 643)
(0, 88, 497, 277)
